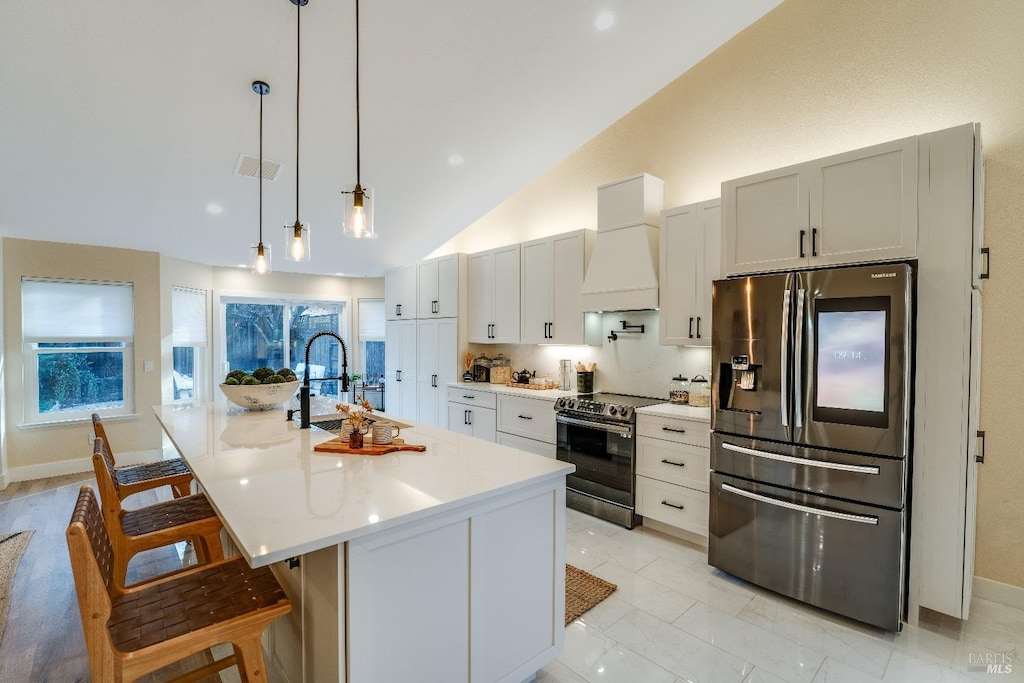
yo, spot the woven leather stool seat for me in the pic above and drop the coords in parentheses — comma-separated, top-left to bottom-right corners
(93, 413, 193, 499)
(120, 493, 218, 538)
(68, 485, 291, 682)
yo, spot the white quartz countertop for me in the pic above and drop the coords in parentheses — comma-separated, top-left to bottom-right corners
(636, 403, 712, 422)
(447, 381, 574, 401)
(154, 402, 573, 568)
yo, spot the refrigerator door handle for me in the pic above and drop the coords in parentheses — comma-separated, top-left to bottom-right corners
(721, 483, 879, 525)
(794, 288, 805, 428)
(722, 442, 880, 475)
(781, 289, 791, 429)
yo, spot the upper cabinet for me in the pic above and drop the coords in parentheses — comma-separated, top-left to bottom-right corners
(417, 254, 464, 319)
(660, 199, 721, 346)
(384, 265, 417, 321)
(723, 136, 919, 276)
(468, 245, 521, 344)
(521, 230, 600, 345)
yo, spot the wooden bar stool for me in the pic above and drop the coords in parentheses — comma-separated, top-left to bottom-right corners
(92, 413, 193, 499)
(67, 485, 291, 682)
(92, 437, 225, 593)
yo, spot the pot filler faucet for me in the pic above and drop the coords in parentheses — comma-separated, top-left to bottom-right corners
(295, 331, 350, 429)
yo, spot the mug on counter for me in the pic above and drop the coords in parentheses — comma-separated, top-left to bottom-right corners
(372, 423, 401, 445)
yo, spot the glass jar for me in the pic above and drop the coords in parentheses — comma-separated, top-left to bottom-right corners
(689, 375, 710, 407)
(490, 353, 511, 384)
(472, 354, 491, 383)
(669, 376, 690, 404)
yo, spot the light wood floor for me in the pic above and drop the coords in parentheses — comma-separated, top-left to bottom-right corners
(0, 473, 224, 682)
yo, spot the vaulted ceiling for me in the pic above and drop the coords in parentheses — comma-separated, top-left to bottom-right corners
(0, 1, 781, 276)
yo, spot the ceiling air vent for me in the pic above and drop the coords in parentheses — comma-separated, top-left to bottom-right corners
(234, 154, 283, 181)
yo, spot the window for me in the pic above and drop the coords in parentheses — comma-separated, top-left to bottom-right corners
(172, 287, 207, 401)
(22, 278, 134, 423)
(222, 296, 347, 399)
(358, 299, 385, 384)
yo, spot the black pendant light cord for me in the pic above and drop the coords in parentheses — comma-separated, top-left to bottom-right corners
(259, 87, 264, 246)
(295, 0, 301, 223)
(355, 0, 361, 187)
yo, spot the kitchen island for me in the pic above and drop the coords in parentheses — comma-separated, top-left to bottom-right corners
(154, 401, 573, 683)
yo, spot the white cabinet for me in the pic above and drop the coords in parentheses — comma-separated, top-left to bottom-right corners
(384, 320, 418, 421)
(384, 264, 417, 320)
(521, 230, 600, 345)
(416, 319, 457, 427)
(418, 253, 463, 319)
(446, 387, 497, 441)
(660, 199, 721, 346)
(635, 413, 710, 538)
(468, 245, 521, 343)
(723, 135, 918, 276)
(497, 394, 556, 445)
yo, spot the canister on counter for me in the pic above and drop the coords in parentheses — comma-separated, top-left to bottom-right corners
(669, 376, 690, 404)
(689, 375, 710, 407)
(472, 354, 491, 383)
(490, 354, 511, 384)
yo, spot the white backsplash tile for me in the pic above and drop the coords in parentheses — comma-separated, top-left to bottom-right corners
(468, 310, 711, 399)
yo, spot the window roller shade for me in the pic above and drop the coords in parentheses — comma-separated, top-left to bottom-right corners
(358, 299, 385, 340)
(22, 279, 134, 342)
(172, 287, 208, 347)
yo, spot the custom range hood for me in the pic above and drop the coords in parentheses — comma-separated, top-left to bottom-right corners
(581, 173, 664, 312)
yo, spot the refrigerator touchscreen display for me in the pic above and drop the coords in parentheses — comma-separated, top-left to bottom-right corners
(817, 310, 887, 412)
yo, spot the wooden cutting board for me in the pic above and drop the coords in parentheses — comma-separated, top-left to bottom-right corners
(313, 437, 426, 456)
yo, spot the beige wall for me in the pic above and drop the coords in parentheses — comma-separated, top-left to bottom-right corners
(439, 0, 1024, 588)
(3, 238, 164, 471)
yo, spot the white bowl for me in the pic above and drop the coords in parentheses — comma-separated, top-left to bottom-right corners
(219, 380, 300, 411)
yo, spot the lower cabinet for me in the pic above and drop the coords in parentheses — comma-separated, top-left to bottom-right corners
(447, 387, 497, 441)
(497, 431, 556, 458)
(635, 414, 710, 538)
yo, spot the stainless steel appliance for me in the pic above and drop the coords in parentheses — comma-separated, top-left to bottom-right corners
(555, 393, 662, 528)
(710, 263, 914, 631)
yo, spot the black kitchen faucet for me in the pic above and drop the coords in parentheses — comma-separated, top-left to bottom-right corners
(292, 330, 350, 429)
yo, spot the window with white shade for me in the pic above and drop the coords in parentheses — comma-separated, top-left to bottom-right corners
(22, 278, 135, 424)
(171, 286, 207, 401)
(358, 299, 385, 384)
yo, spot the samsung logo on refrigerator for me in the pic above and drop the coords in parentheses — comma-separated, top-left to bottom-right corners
(871, 272, 898, 278)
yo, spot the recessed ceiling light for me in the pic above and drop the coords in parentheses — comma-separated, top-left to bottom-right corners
(594, 11, 614, 31)
(448, 153, 465, 167)
(206, 203, 224, 215)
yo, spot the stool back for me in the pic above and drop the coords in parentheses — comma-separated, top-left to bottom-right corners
(92, 437, 125, 530)
(91, 413, 115, 464)
(66, 485, 116, 672)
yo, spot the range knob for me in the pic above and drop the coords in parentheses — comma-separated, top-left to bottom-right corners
(608, 406, 618, 416)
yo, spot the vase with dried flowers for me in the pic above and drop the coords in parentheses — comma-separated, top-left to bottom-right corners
(462, 351, 475, 382)
(337, 398, 374, 448)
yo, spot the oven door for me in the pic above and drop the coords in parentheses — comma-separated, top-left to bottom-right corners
(556, 415, 635, 508)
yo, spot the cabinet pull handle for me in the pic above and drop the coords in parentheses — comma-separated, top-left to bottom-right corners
(811, 228, 818, 257)
(688, 317, 694, 339)
(467, 410, 472, 425)
(432, 374, 437, 388)
(661, 500, 685, 511)
(980, 247, 991, 280)
(464, 410, 469, 425)
(396, 370, 402, 382)
(396, 303, 402, 317)
(463, 395, 475, 400)
(548, 322, 554, 338)
(517, 415, 533, 420)
(976, 430, 986, 463)
(433, 300, 439, 314)
(660, 458, 686, 467)
(695, 317, 701, 338)
(662, 426, 687, 434)
(799, 229, 806, 258)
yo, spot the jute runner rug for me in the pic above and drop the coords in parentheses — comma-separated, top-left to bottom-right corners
(565, 564, 616, 625)
(0, 531, 34, 645)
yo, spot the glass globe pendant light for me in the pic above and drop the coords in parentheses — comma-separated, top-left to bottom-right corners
(285, 0, 311, 261)
(342, 0, 375, 239)
(251, 80, 273, 274)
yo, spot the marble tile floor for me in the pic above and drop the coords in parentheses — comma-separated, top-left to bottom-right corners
(539, 509, 1024, 683)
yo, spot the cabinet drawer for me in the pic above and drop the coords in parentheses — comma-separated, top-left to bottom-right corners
(497, 395, 556, 444)
(446, 386, 497, 410)
(637, 476, 708, 536)
(636, 437, 709, 491)
(496, 432, 556, 459)
(636, 414, 709, 448)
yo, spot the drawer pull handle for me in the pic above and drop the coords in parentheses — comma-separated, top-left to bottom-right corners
(721, 442, 880, 475)
(662, 427, 687, 434)
(517, 415, 533, 420)
(660, 459, 686, 467)
(661, 500, 685, 511)
(463, 395, 475, 400)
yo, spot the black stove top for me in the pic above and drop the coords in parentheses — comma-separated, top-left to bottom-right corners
(554, 392, 662, 423)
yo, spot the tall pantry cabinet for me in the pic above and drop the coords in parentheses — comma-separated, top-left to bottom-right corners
(383, 254, 466, 425)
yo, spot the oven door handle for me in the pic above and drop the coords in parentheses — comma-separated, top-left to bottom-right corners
(721, 442, 880, 475)
(555, 414, 633, 438)
(721, 483, 879, 525)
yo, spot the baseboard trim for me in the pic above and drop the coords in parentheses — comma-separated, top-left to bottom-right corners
(974, 576, 1024, 611)
(7, 447, 175, 483)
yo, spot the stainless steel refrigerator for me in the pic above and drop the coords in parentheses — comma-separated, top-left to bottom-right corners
(709, 262, 913, 631)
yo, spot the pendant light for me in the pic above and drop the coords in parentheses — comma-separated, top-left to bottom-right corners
(285, 0, 311, 261)
(251, 80, 272, 274)
(341, 0, 375, 239)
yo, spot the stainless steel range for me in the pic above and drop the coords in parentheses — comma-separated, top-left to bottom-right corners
(554, 393, 662, 528)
